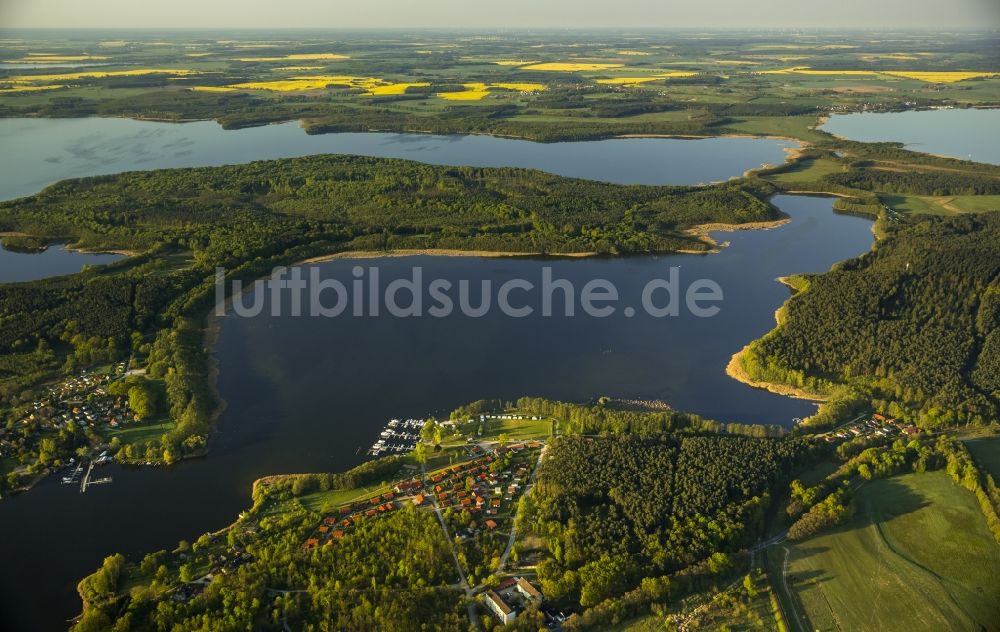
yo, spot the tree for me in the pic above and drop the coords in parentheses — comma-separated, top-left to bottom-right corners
(413, 442, 428, 465)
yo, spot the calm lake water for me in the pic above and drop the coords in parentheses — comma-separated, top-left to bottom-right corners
(0, 244, 122, 283)
(821, 108, 1000, 165)
(0, 117, 798, 200)
(0, 194, 874, 630)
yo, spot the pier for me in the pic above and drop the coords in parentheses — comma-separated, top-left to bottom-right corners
(79, 460, 112, 493)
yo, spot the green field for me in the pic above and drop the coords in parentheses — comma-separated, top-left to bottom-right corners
(102, 420, 176, 446)
(781, 470, 1000, 632)
(882, 194, 1000, 215)
(723, 115, 830, 143)
(765, 157, 845, 186)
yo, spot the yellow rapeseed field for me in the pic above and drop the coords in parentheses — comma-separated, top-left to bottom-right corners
(596, 71, 697, 85)
(366, 82, 431, 95)
(0, 84, 65, 92)
(190, 86, 239, 92)
(489, 82, 546, 91)
(7, 69, 201, 84)
(761, 66, 997, 83)
(437, 82, 546, 100)
(16, 54, 109, 62)
(881, 71, 998, 83)
(276, 66, 325, 71)
(762, 66, 878, 76)
(595, 77, 661, 85)
(519, 62, 624, 72)
(493, 60, 538, 66)
(233, 53, 350, 62)
(227, 75, 380, 91)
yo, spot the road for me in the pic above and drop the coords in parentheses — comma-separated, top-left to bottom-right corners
(423, 463, 480, 630)
(495, 443, 546, 573)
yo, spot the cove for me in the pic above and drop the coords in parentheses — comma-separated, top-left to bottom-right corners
(821, 108, 1000, 165)
(0, 194, 874, 630)
(0, 244, 123, 283)
(0, 117, 798, 201)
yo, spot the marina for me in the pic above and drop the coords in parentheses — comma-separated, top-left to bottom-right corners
(367, 418, 423, 456)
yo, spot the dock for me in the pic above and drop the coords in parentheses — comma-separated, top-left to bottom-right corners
(79, 461, 112, 493)
(368, 418, 422, 456)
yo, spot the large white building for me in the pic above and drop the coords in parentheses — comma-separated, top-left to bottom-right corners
(484, 589, 516, 624)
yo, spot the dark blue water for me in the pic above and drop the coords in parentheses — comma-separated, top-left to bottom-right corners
(0, 194, 874, 630)
(0, 244, 122, 283)
(0, 117, 798, 200)
(821, 108, 1000, 165)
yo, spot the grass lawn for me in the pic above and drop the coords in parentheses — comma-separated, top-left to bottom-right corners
(965, 437, 1000, 480)
(765, 157, 845, 186)
(103, 419, 175, 446)
(297, 483, 395, 515)
(781, 470, 1000, 631)
(603, 615, 669, 631)
(946, 195, 1000, 213)
(483, 417, 553, 442)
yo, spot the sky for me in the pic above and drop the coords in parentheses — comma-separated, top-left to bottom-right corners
(2, 0, 999, 30)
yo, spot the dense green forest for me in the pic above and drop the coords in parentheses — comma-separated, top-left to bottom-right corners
(518, 434, 815, 619)
(0, 155, 781, 473)
(0, 155, 778, 256)
(738, 212, 1000, 427)
(74, 506, 468, 632)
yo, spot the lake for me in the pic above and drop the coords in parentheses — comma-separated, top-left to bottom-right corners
(0, 117, 798, 200)
(821, 108, 1000, 165)
(0, 244, 123, 283)
(0, 194, 875, 630)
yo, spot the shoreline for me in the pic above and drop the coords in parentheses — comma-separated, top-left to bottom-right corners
(292, 216, 794, 267)
(683, 217, 791, 250)
(725, 345, 826, 403)
(724, 272, 824, 403)
(295, 248, 599, 265)
(0, 233, 139, 257)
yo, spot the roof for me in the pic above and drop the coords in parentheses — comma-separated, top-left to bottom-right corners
(485, 519, 498, 529)
(485, 590, 513, 615)
(516, 577, 543, 600)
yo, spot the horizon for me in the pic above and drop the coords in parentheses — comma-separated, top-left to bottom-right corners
(3, 0, 999, 30)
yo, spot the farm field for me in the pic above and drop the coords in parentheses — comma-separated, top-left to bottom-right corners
(882, 194, 1000, 215)
(2, 32, 998, 143)
(781, 470, 1000, 632)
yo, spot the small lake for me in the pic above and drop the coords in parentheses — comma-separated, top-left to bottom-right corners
(0, 194, 875, 631)
(821, 108, 1000, 165)
(0, 244, 122, 283)
(0, 117, 798, 200)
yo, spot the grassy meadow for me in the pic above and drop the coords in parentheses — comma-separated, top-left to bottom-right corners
(781, 470, 1000, 631)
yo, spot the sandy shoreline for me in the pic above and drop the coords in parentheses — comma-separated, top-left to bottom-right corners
(683, 217, 791, 250)
(293, 216, 795, 266)
(296, 248, 598, 265)
(725, 345, 825, 403)
(724, 272, 824, 403)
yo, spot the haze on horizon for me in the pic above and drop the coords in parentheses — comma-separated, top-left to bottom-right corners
(2, 0, 999, 30)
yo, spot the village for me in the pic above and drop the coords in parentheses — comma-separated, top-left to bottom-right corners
(307, 413, 556, 626)
(0, 362, 146, 495)
(819, 412, 925, 442)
